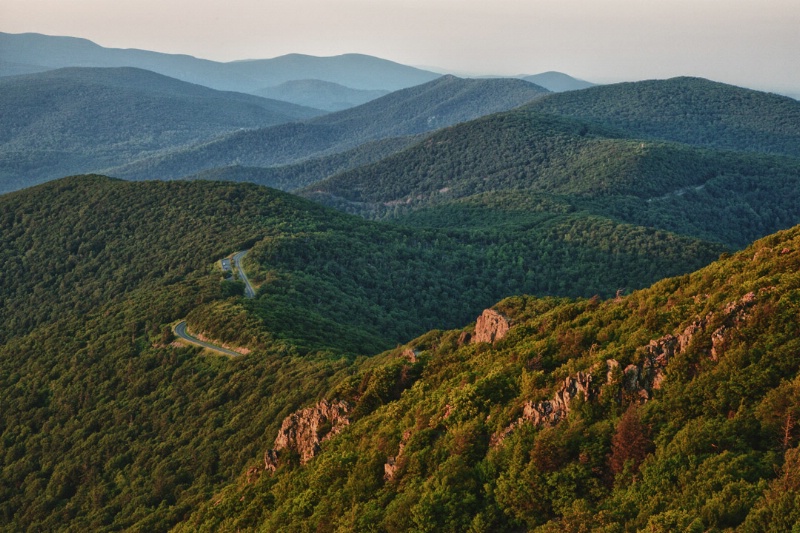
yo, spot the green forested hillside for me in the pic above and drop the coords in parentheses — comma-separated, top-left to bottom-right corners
(186, 135, 423, 192)
(179, 224, 800, 532)
(0, 175, 725, 530)
(304, 108, 800, 249)
(109, 76, 549, 181)
(527, 77, 800, 157)
(4, 74, 800, 533)
(0, 67, 322, 193)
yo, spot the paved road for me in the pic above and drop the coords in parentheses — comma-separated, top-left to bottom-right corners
(232, 250, 256, 299)
(173, 321, 243, 357)
(171, 250, 255, 357)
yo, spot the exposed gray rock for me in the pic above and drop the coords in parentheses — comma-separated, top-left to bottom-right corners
(491, 292, 760, 447)
(710, 291, 756, 360)
(264, 399, 350, 472)
(471, 309, 511, 344)
(491, 371, 593, 446)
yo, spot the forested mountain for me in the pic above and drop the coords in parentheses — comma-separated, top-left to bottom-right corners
(305, 99, 800, 250)
(528, 77, 800, 157)
(0, 175, 723, 530)
(0, 32, 441, 93)
(0, 67, 322, 193)
(109, 76, 550, 181)
(254, 79, 390, 111)
(522, 71, 595, 92)
(180, 224, 800, 532)
(186, 135, 423, 192)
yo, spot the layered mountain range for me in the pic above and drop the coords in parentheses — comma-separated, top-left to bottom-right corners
(2, 33, 800, 532)
(0, 69, 551, 192)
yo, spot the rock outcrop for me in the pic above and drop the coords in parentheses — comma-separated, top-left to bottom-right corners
(264, 399, 350, 472)
(384, 429, 412, 482)
(636, 316, 705, 394)
(401, 348, 419, 363)
(457, 331, 472, 346)
(492, 292, 759, 446)
(471, 309, 511, 344)
(628, 292, 756, 394)
(491, 370, 596, 446)
(710, 291, 756, 360)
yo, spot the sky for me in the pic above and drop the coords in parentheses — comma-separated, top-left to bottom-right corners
(3, 0, 799, 94)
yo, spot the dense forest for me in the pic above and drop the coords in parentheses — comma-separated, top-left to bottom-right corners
(527, 77, 800, 158)
(0, 175, 728, 530)
(179, 225, 800, 532)
(304, 108, 800, 250)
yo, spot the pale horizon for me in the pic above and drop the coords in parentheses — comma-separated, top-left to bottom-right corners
(3, 0, 799, 95)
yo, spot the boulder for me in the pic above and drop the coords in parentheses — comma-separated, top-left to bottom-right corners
(471, 309, 511, 344)
(401, 348, 418, 363)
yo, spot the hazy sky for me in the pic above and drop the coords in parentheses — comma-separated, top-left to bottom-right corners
(3, 0, 799, 93)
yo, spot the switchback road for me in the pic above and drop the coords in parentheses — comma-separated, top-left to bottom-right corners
(173, 320, 243, 357)
(172, 250, 255, 356)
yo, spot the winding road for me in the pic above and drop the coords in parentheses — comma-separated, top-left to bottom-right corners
(173, 320, 244, 357)
(172, 249, 256, 356)
(233, 250, 256, 299)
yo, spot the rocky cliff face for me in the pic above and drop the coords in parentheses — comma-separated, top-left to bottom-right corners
(264, 399, 351, 472)
(384, 429, 412, 482)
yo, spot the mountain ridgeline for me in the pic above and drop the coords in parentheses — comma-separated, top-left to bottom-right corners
(527, 77, 800, 158)
(253, 79, 390, 111)
(108, 75, 550, 181)
(521, 71, 595, 92)
(0, 67, 322, 193)
(3, 43, 800, 532)
(303, 78, 800, 252)
(0, 32, 442, 93)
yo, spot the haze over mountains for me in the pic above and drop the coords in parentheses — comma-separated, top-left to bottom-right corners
(0, 67, 322, 192)
(0, 32, 442, 93)
(254, 80, 390, 111)
(105, 75, 550, 181)
(0, 32, 598, 111)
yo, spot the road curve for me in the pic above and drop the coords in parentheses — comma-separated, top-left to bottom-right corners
(232, 250, 256, 299)
(173, 320, 243, 357)
(171, 250, 255, 357)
